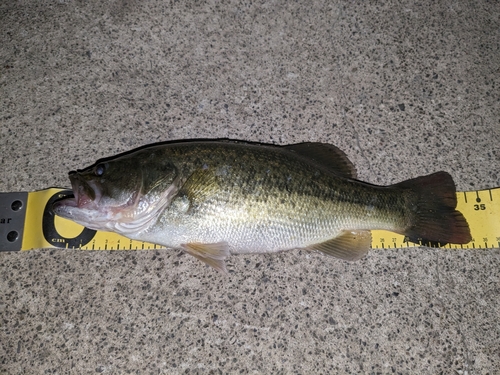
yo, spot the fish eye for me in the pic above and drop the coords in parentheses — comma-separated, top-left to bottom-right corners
(95, 163, 106, 177)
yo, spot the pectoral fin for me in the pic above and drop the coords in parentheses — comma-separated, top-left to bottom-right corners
(181, 242, 230, 273)
(307, 230, 371, 261)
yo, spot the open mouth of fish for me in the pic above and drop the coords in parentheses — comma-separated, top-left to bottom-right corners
(54, 171, 102, 210)
(50, 172, 111, 231)
(52, 171, 150, 233)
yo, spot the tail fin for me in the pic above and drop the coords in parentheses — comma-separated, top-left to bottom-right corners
(394, 171, 471, 246)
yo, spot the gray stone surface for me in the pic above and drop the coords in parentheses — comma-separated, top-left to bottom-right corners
(1, 1, 499, 374)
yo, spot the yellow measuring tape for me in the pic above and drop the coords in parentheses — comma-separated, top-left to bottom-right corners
(0, 187, 499, 252)
(372, 188, 500, 249)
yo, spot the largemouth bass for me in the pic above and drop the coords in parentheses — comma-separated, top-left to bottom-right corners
(53, 140, 471, 272)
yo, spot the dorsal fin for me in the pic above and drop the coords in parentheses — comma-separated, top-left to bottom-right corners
(284, 143, 357, 179)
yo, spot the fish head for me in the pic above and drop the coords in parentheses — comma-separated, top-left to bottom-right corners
(53, 151, 179, 234)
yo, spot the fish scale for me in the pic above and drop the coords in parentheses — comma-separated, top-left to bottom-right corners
(76, 143, 464, 254)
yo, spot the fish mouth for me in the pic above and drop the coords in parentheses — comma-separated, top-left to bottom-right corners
(70, 172, 102, 208)
(53, 171, 102, 213)
(52, 171, 144, 231)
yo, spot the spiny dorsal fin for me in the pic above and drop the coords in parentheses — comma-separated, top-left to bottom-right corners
(284, 143, 357, 179)
(181, 242, 230, 273)
(307, 230, 371, 261)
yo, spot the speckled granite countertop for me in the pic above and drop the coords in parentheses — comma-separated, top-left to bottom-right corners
(1, 1, 499, 374)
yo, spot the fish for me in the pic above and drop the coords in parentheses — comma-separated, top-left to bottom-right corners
(53, 140, 471, 273)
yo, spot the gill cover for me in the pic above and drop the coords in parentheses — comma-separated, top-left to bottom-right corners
(53, 149, 180, 234)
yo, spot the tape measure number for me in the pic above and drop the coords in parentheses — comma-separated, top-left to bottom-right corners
(371, 187, 500, 249)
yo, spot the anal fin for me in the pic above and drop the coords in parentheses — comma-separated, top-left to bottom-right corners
(181, 242, 230, 273)
(307, 230, 371, 261)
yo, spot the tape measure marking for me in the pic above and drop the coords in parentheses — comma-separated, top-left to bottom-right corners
(371, 187, 500, 250)
(0, 187, 498, 251)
